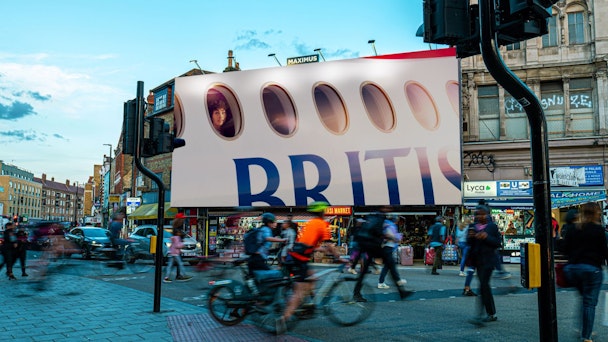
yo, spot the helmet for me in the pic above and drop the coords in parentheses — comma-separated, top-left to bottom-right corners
(435, 216, 443, 222)
(307, 201, 329, 213)
(261, 212, 276, 223)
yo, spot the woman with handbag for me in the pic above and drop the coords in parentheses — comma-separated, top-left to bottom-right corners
(560, 202, 608, 342)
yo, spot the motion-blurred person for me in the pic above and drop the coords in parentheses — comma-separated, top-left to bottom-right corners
(456, 218, 472, 277)
(15, 225, 29, 277)
(164, 215, 193, 283)
(377, 215, 405, 289)
(467, 204, 502, 325)
(427, 216, 446, 275)
(560, 202, 608, 342)
(0, 222, 18, 280)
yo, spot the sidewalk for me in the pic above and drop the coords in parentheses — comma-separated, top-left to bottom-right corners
(1, 262, 607, 341)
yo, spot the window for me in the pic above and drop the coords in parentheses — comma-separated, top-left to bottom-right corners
(504, 93, 528, 140)
(542, 15, 558, 47)
(477, 85, 500, 141)
(506, 42, 521, 50)
(541, 82, 565, 138)
(568, 12, 585, 44)
(569, 78, 594, 136)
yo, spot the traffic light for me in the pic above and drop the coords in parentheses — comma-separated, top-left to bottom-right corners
(122, 99, 137, 155)
(142, 117, 186, 157)
(422, 0, 558, 58)
(423, 0, 470, 45)
(497, 0, 554, 45)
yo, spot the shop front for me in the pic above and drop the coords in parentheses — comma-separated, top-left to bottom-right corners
(464, 178, 606, 263)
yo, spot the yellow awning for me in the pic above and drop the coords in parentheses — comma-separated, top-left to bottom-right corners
(128, 202, 177, 220)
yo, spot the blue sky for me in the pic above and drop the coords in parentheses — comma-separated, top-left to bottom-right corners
(0, 0, 429, 184)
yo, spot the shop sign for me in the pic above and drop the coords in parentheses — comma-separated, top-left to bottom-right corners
(551, 190, 606, 208)
(503, 236, 536, 251)
(287, 54, 319, 65)
(463, 181, 497, 197)
(325, 206, 352, 216)
(497, 180, 532, 197)
(550, 165, 603, 187)
(108, 195, 121, 203)
(172, 49, 461, 207)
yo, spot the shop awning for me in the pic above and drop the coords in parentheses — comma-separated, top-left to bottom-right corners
(128, 202, 178, 220)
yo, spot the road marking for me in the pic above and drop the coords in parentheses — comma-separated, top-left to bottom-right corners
(102, 276, 146, 281)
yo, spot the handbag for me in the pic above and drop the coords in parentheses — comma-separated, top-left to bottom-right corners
(555, 262, 570, 288)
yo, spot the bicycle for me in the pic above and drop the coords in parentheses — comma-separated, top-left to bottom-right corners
(95, 239, 154, 276)
(207, 257, 376, 334)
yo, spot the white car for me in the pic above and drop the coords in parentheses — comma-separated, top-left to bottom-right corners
(128, 225, 202, 263)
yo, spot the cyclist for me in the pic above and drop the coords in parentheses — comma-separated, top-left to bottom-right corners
(247, 213, 286, 277)
(276, 201, 345, 335)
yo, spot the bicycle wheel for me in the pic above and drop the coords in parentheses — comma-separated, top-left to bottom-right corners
(208, 285, 249, 326)
(249, 282, 296, 334)
(322, 276, 375, 326)
(124, 247, 154, 274)
(96, 254, 123, 276)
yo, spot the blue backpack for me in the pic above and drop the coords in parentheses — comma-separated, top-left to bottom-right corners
(244, 227, 263, 255)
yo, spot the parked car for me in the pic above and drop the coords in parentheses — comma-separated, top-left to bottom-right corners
(65, 227, 113, 259)
(128, 225, 202, 264)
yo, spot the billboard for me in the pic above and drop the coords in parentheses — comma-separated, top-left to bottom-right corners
(171, 48, 461, 207)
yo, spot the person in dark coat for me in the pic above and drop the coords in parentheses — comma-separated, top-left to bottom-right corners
(0, 222, 18, 280)
(467, 204, 502, 325)
(15, 225, 29, 277)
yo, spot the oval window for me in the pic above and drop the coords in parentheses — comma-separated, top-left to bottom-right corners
(361, 82, 395, 132)
(446, 81, 460, 115)
(206, 85, 242, 138)
(313, 83, 348, 134)
(173, 94, 184, 138)
(405, 81, 439, 131)
(262, 84, 297, 136)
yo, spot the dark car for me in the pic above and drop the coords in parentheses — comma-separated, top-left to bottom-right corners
(65, 227, 113, 259)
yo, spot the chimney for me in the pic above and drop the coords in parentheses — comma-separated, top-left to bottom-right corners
(51, 177, 55, 182)
(42, 173, 46, 181)
(147, 91, 154, 105)
(227, 50, 234, 68)
(66, 180, 70, 186)
(235, 62, 240, 70)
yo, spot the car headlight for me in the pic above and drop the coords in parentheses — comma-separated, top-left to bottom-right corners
(91, 241, 103, 247)
(196, 242, 202, 249)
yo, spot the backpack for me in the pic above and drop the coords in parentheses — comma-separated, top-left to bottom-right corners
(355, 213, 385, 250)
(244, 227, 263, 255)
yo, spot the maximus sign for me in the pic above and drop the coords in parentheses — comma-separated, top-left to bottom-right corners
(171, 49, 461, 207)
(287, 54, 319, 65)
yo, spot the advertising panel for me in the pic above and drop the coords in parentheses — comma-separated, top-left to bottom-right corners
(171, 49, 461, 207)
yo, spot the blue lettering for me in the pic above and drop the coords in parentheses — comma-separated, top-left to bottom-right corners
(289, 154, 331, 206)
(346, 151, 365, 205)
(234, 158, 286, 206)
(365, 148, 411, 205)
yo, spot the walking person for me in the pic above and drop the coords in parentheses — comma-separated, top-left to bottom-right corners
(559, 202, 608, 342)
(15, 225, 29, 277)
(467, 204, 502, 325)
(377, 216, 405, 289)
(163, 216, 193, 283)
(0, 222, 18, 280)
(427, 216, 446, 275)
(456, 218, 471, 277)
(353, 207, 411, 302)
(279, 218, 297, 264)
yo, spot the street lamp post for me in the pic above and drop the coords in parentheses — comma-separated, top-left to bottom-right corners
(103, 143, 112, 226)
(314, 48, 326, 61)
(368, 39, 378, 56)
(268, 53, 282, 66)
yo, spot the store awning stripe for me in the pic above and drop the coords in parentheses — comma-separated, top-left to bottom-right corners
(129, 202, 177, 220)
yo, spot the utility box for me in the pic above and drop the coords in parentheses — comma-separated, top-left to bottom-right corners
(520, 242, 541, 289)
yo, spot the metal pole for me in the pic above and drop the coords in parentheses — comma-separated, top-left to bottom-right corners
(478, 1, 557, 340)
(132, 81, 166, 313)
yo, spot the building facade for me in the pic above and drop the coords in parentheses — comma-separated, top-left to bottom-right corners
(460, 0, 607, 247)
(35, 174, 84, 224)
(0, 161, 42, 220)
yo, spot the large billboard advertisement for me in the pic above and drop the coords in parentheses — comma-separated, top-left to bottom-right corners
(171, 48, 461, 207)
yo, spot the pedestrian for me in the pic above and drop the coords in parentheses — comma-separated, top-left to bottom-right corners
(163, 216, 193, 283)
(353, 207, 411, 302)
(559, 202, 608, 342)
(0, 222, 18, 280)
(280, 218, 297, 264)
(347, 219, 379, 275)
(246, 213, 286, 278)
(427, 216, 446, 275)
(15, 224, 29, 277)
(377, 215, 405, 289)
(467, 204, 502, 325)
(456, 218, 471, 277)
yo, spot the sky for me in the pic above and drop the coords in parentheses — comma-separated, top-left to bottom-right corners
(0, 0, 429, 184)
